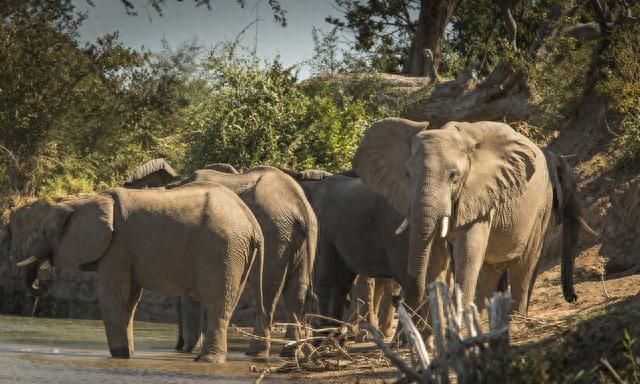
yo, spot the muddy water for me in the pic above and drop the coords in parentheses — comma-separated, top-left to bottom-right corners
(0, 315, 287, 383)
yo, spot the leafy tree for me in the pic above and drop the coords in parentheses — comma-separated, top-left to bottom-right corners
(309, 27, 342, 75)
(326, 0, 457, 76)
(0, 1, 198, 194)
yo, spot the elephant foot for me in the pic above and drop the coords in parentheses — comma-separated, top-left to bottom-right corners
(246, 340, 270, 358)
(194, 353, 226, 364)
(174, 341, 184, 352)
(245, 349, 269, 358)
(182, 344, 198, 353)
(110, 347, 131, 359)
(279, 344, 299, 358)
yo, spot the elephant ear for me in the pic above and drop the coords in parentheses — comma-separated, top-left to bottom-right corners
(544, 150, 577, 225)
(353, 118, 428, 216)
(448, 122, 538, 227)
(53, 194, 114, 270)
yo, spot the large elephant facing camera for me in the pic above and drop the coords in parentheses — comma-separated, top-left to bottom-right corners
(353, 118, 575, 314)
(15, 184, 265, 364)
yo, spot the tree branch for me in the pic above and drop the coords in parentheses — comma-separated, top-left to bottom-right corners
(496, 0, 517, 49)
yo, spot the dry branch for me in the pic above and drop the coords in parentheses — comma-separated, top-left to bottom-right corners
(364, 282, 514, 384)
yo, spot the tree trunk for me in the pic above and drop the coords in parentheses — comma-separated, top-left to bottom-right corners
(404, 0, 458, 77)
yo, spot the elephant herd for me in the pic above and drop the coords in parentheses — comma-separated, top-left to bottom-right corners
(7, 118, 595, 364)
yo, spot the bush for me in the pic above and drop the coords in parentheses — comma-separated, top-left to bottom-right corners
(183, 44, 394, 173)
(596, 22, 640, 168)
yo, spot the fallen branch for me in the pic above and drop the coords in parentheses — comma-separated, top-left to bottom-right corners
(363, 323, 425, 384)
(600, 358, 625, 384)
(232, 324, 333, 347)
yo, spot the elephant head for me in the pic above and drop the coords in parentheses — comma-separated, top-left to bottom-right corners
(15, 195, 114, 296)
(123, 158, 178, 188)
(353, 118, 537, 308)
(545, 151, 597, 303)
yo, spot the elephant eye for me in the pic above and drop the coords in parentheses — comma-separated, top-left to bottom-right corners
(449, 170, 460, 183)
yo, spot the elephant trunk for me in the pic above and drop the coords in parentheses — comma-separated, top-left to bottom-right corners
(561, 201, 580, 303)
(24, 262, 49, 297)
(16, 233, 51, 297)
(404, 186, 443, 310)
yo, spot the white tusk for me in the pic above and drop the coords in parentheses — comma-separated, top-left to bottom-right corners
(578, 216, 599, 238)
(16, 256, 38, 268)
(39, 259, 52, 271)
(440, 216, 450, 238)
(395, 218, 409, 235)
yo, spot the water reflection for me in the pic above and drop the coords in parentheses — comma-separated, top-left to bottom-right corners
(0, 315, 285, 383)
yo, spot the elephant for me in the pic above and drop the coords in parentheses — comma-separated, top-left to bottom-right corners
(14, 183, 265, 363)
(122, 158, 178, 188)
(281, 169, 405, 337)
(167, 165, 318, 357)
(295, 174, 447, 327)
(352, 117, 579, 314)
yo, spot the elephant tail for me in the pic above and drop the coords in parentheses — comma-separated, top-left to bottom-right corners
(303, 210, 319, 313)
(251, 232, 266, 324)
(561, 198, 580, 303)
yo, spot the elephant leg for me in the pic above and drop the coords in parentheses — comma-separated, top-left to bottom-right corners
(453, 220, 491, 309)
(367, 278, 381, 328)
(281, 267, 310, 341)
(280, 257, 317, 357)
(510, 247, 544, 315)
(97, 268, 138, 358)
(510, 211, 549, 315)
(195, 301, 230, 363)
(315, 241, 339, 322)
(476, 263, 508, 311)
(181, 297, 204, 353)
(497, 270, 509, 292)
(194, 247, 250, 364)
(526, 265, 540, 311)
(376, 279, 398, 339)
(328, 259, 356, 324)
(174, 297, 184, 351)
(247, 246, 287, 357)
(126, 282, 142, 354)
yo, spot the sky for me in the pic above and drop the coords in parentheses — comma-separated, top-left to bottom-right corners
(74, 0, 342, 78)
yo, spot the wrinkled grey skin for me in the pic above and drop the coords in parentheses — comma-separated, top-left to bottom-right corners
(291, 170, 403, 336)
(298, 174, 451, 322)
(172, 166, 318, 357)
(488, 150, 595, 305)
(353, 118, 565, 314)
(15, 184, 265, 364)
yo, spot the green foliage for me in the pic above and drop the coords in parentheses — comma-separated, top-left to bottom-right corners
(623, 330, 640, 382)
(310, 27, 342, 75)
(0, 3, 200, 196)
(528, 36, 596, 131)
(0, 1, 392, 200)
(596, 22, 640, 168)
(501, 352, 597, 384)
(322, 0, 576, 77)
(184, 44, 392, 172)
(450, 0, 559, 76)
(325, 0, 413, 74)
